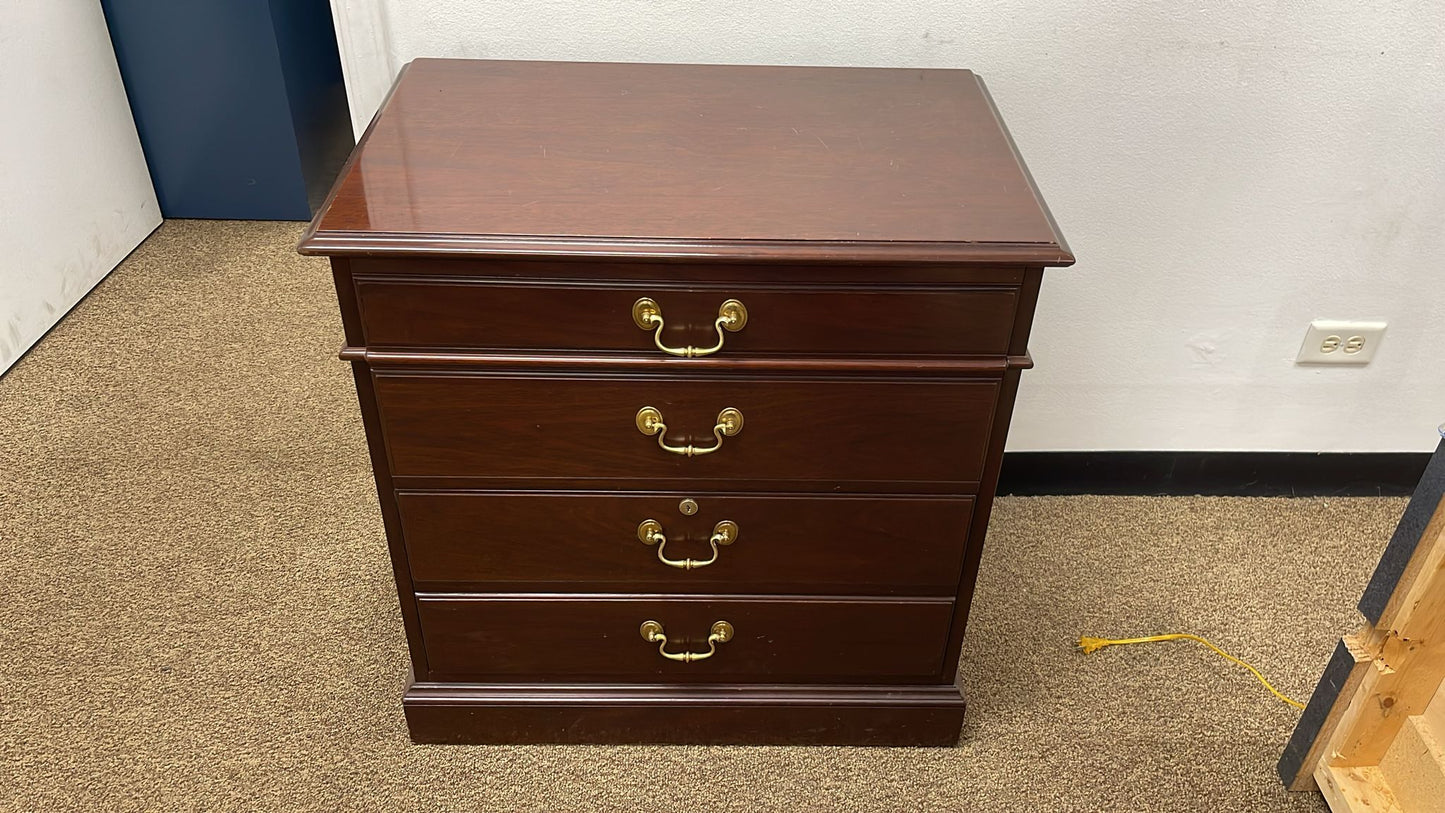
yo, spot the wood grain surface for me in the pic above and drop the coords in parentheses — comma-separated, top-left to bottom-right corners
(416, 593, 954, 681)
(398, 490, 974, 594)
(372, 371, 998, 484)
(354, 275, 1020, 357)
(299, 59, 1072, 264)
(403, 682, 966, 745)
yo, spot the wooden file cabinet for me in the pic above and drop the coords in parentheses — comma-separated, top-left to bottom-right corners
(300, 58, 1072, 745)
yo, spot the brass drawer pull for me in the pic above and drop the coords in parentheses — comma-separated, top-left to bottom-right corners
(632, 297, 748, 357)
(637, 519, 738, 570)
(635, 406, 743, 456)
(639, 619, 734, 663)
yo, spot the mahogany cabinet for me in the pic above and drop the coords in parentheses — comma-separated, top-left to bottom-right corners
(300, 58, 1072, 745)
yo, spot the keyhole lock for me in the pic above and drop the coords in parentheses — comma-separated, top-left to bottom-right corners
(678, 498, 699, 516)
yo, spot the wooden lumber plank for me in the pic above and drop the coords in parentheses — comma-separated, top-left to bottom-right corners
(1331, 497, 1445, 767)
(1422, 671, 1445, 736)
(1315, 764, 1404, 813)
(1281, 637, 1375, 790)
(1379, 714, 1445, 813)
(1282, 438, 1445, 792)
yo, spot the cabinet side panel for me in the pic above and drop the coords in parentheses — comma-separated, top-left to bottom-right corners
(943, 367, 1022, 681)
(944, 265, 1043, 678)
(333, 259, 429, 678)
(1009, 267, 1044, 357)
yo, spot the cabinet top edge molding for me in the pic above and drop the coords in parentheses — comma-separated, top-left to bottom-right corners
(301, 59, 1073, 266)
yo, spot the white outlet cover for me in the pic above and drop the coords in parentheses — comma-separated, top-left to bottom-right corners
(1296, 320, 1387, 365)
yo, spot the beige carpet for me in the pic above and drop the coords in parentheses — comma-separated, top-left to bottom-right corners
(0, 220, 1405, 812)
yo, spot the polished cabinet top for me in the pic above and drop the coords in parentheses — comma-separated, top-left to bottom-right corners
(301, 59, 1072, 264)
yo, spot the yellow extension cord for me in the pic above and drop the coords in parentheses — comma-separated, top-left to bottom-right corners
(1077, 633, 1306, 710)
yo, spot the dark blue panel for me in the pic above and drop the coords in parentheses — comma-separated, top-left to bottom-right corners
(267, 0, 354, 213)
(101, 0, 349, 220)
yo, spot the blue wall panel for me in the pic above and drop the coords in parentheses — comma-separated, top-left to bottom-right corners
(101, 1, 351, 220)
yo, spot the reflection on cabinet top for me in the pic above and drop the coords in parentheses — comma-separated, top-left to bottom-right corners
(299, 59, 1073, 265)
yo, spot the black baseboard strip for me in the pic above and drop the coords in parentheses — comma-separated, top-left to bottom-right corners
(997, 452, 1431, 497)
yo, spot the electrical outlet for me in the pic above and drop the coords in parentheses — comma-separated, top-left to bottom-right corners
(1296, 320, 1387, 365)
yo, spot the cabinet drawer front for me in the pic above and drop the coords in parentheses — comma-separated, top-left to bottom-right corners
(374, 373, 998, 485)
(399, 491, 973, 594)
(417, 595, 953, 680)
(354, 277, 1018, 356)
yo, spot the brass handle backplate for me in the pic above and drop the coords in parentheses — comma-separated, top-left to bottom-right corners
(638, 518, 738, 569)
(635, 406, 743, 456)
(632, 297, 747, 357)
(639, 619, 734, 663)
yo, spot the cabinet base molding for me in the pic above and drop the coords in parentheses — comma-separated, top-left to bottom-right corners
(404, 682, 967, 746)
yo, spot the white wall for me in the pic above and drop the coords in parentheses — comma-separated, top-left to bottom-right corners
(0, 2, 161, 375)
(328, 0, 1445, 452)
